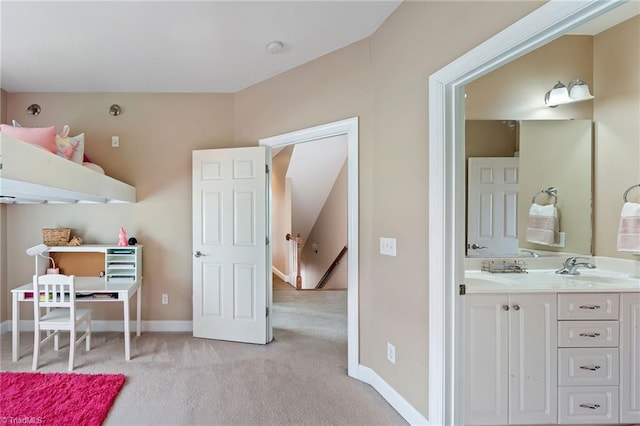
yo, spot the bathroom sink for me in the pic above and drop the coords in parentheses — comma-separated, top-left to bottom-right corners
(565, 274, 640, 286)
(465, 269, 640, 291)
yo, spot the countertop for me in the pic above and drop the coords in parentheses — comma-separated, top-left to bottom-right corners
(465, 269, 640, 294)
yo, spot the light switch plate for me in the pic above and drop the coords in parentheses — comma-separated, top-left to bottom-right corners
(380, 237, 397, 256)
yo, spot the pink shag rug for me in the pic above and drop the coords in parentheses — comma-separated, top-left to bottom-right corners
(0, 372, 126, 426)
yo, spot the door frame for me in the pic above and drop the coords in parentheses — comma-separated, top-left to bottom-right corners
(428, 1, 625, 424)
(259, 116, 359, 378)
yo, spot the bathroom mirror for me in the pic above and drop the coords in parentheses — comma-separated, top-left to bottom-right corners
(459, 18, 640, 259)
(465, 119, 593, 258)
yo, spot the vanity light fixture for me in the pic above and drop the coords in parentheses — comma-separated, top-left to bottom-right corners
(567, 79, 594, 102)
(26, 104, 41, 116)
(544, 79, 594, 107)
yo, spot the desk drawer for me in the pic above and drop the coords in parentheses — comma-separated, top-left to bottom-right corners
(558, 348, 618, 386)
(558, 293, 619, 320)
(558, 320, 619, 347)
(558, 386, 619, 424)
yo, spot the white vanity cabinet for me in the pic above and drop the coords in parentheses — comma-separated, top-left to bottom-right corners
(620, 292, 640, 423)
(464, 293, 557, 425)
(557, 293, 620, 424)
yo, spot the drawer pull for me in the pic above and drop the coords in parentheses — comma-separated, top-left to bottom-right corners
(578, 332, 601, 338)
(578, 305, 600, 310)
(579, 403, 600, 410)
(579, 365, 601, 371)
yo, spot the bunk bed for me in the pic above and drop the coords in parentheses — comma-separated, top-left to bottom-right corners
(0, 134, 136, 204)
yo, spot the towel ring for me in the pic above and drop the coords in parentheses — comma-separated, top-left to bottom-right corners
(623, 183, 640, 202)
(532, 187, 558, 206)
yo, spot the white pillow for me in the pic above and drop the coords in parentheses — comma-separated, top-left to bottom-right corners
(70, 133, 85, 164)
(83, 162, 104, 174)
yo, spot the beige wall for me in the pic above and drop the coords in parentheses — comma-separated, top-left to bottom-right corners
(301, 163, 348, 290)
(518, 120, 593, 254)
(2, 1, 546, 418)
(5, 93, 234, 321)
(594, 15, 640, 258)
(1, 89, 6, 322)
(233, 1, 542, 414)
(0, 89, 6, 122)
(271, 146, 294, 275)
(466, 35, 594, 120)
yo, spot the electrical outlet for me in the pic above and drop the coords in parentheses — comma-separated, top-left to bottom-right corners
(380, 237, 397, 256)
(387, 342, 396, 364)
(111, 136, 120, 148)
(162, 293, 168, 305)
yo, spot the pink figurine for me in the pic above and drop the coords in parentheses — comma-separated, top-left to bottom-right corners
(118, 227, 128, 247)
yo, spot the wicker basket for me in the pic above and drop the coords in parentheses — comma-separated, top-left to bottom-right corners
(42, 228, 71, 246)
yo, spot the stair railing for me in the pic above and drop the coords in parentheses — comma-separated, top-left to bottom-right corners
(315, 246, 348, 289)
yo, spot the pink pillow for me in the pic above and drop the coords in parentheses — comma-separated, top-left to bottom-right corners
(0, 124, 57, 153)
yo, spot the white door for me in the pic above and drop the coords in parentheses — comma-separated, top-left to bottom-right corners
(192, 147, 269, 344)
(464, 294, 509, 425)
(467, 157, 519, 257)
(508, 293, 557, 424)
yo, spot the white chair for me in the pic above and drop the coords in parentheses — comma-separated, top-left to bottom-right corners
(32, 274, 92, 371)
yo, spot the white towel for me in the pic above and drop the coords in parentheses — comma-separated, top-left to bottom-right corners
(617, 202, 640, 253)
(526, 203, 559, 246)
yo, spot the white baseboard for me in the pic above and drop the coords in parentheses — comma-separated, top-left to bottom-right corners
(358, 365, 429, 426)
(272, 266, 288, 282)
(0, 320, 193, 334)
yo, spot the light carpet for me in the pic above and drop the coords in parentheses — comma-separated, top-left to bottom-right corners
(1, 279, 407, 425)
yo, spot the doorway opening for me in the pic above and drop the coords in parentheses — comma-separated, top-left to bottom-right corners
(259, 117, 359, 378)
(428, 2, 625, 424)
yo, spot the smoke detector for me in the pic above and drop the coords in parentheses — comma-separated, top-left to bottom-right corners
(266, 41, 285, 54)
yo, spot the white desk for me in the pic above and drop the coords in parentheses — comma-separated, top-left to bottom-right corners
(11, 276, 142, 362)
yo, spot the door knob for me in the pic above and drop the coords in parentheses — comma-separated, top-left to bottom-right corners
(512, 304, 520, 311)
(194, 251, 203, 258)
(467, 243, 487, 250)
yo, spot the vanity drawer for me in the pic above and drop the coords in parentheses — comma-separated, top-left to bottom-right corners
(558, 293, 619, 320)
(558, 348, 619, 386)
(558, 320, 619, 347)
(558, 386, 619, 424)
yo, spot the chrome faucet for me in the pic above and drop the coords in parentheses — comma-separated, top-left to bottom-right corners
(521, 249, 540, 258)
(556, 256, 597, 275)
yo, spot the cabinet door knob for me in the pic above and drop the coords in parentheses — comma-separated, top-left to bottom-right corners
(194, 251, 204, 258)
(512, 304, 520, 311)
(502, 305, 510, 311)
(579, 403, 600, 410)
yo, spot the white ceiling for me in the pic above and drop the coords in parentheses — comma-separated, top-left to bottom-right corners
(0, 0, 401, 93)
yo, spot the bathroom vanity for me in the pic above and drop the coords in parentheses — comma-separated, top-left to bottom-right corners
(463, 264, 640, 425)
